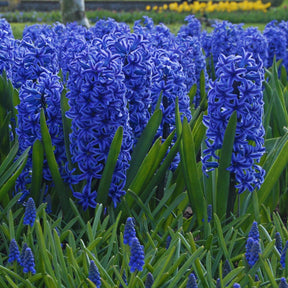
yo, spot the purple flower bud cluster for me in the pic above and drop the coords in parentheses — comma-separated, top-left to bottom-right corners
(202, 49, 265, 194)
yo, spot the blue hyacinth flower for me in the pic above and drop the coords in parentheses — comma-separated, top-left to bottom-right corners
(202, 48, 265, 194)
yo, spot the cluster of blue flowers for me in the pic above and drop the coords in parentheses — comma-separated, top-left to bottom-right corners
(0, 16, 209, 211)
(123, 217, 145, 273)
(8, 239, 36, 274)
(88, 260, 101, 287)
(245, 221, 261, 268)
(202, 48, 266, 193)
(2, 15, 286, 211)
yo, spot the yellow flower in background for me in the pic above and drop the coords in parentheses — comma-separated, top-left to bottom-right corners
(169, 2, 178, 11)
(156, 0, 271, 13)
(146, 5, 151, 11)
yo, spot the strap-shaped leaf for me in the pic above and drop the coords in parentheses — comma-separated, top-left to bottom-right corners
(60, 88, 73, 170)
(31, 139, 44, 199)
(247, 138, 288, 213)
(125, 109, 162, 189)
(97, 126, 123, 205)
(216, 111, 237, 218)
(0, 146, 30, 204)
(40, 109, 69, 208)
(0, 140, 19, 178)
(127, 137, 162, 205)
(140, 132, 180, 203)
(180, 117, 204, 225)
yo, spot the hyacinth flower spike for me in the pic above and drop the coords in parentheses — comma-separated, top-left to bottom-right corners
(202, 48, 265, 216)
(23, 197, 36, 227)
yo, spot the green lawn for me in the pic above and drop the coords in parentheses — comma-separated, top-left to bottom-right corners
(10, 21, 268, 39)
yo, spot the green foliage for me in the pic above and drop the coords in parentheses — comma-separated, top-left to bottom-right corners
(1, 197, 288, 287)
(0, 72, 28, 206)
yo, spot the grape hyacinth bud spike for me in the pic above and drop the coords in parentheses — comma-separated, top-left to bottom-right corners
(207, 204, 212, 223)
(88, 260, 101, 287)
(276, 232, 283, 254)
(279, 277, 288, 288)
(145, 272, 154, 288)
(245, 237, 261, 268)
(23, 197, 36, 227)
(20, 243, 28, 266)
(280, 241, 288, 268)
(129, 237, 145, 273)
(123, 217, 136, 246)
(22, 248, 36, 274)
(8, 239, 21, 264)
(248, 221, 259, 241)
(186, 273, 198, 288)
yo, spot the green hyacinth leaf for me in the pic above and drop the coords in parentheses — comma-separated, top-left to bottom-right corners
(97, 126, 123, 206)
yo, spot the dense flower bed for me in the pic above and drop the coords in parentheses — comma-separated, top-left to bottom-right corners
(2, 15, 288, 287)
(1, 15, 288, 211)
